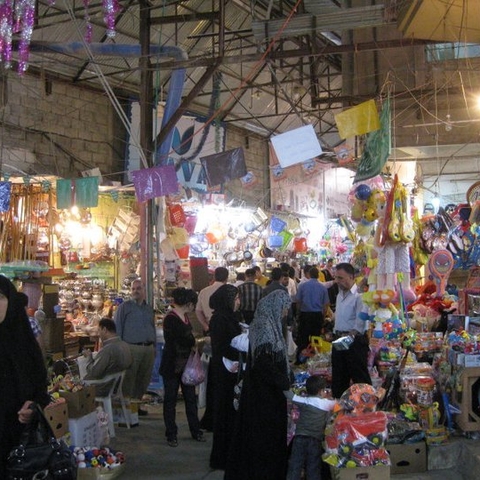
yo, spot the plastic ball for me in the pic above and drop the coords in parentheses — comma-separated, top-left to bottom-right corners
(91, 459, 98, 467)
(76, 453, 85, 462)
(77, 462, 86, 468)
(355, 184, 372, 201)
(363, 207, 378, 223)
(350, 202, 364, 222)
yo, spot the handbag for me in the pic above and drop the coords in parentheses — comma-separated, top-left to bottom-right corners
(233, 353, 244, 411)
(181, 350, 205, 386)
(7, 403, 77, 480)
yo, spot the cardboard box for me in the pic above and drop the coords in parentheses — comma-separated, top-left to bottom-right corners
(44, 401, 69, 439)
(330, 465, 390, 480)
(60, 385, 96, 418)
(386, 442, 427, 474)
(68, 411, 101, 447)
(464, 354, 480, 367)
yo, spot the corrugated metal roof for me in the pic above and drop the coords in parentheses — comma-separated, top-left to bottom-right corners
(21, 0, 348, 151)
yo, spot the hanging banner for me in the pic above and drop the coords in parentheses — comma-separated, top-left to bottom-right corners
(131, 165, 179, 203)
(126, 101, 226, 193)
(354, 98, 391, 183)
(200, 147, 247, 187)
(335, 99, 380, 139)
(56, 177, 99, 209)
(0, 181, 11, 212)
(270, 124, 322, 168)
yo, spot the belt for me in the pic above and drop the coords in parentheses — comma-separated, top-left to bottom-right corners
(131, 342, 154, 346)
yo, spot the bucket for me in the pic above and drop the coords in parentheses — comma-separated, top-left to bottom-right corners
(175, 244, 190, 259)
(169, 204, 186, 227)
(268, 235, 283, 248)
(293, 237, 308, 253)
(415, 377, 435, 405)
(270, 216, 286, 233)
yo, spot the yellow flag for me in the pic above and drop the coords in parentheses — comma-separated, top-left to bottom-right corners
(335, 99, 380, 139)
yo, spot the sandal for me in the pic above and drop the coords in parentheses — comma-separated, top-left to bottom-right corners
(167, 437, 178, 447)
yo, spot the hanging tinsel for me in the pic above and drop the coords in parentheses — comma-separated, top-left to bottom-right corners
(0, 0, 121, 74)
(103, 0, 121, 38)
(83, 0, 92, 44)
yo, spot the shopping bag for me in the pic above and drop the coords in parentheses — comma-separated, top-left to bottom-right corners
(7, 403, 77, 480)
(287, 329, 297, 357)
(181, 350, 205, 386)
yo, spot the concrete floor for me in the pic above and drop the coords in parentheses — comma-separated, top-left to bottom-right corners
(107, 401, 479, 480)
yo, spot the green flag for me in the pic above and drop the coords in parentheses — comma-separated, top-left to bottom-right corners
(354, 98, 391, 183)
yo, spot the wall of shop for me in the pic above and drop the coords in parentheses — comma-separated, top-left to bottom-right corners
(0, 73, 126, 179)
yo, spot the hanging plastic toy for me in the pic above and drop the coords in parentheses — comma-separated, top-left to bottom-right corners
(428, 249, 454, 297)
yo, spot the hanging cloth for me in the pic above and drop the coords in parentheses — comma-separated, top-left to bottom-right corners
(56, 176, 99, 209)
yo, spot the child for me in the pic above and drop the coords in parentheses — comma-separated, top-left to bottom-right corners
(285, 375, 337, 480)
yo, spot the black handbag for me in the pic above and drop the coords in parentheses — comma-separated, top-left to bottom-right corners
(7, 403, 77, 480)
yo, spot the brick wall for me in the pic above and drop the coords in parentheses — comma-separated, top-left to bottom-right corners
(0, 73, 125, 180)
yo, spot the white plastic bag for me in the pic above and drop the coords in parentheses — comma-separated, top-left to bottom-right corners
(181, 350, 205, 386)
(287, 329, 297, 357)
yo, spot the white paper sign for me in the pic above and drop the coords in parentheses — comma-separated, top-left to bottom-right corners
(270, 124, 322, 168)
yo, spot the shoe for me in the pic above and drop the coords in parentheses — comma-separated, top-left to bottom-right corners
(192, 432, 206, 442)
(138, 408, 148, 416)
(167, 437, 178, 447)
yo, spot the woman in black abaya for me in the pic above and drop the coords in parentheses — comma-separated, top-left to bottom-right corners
(0, 276, 50, 477)
(208, 284, 242, 470)
(225, 289, 292, 480)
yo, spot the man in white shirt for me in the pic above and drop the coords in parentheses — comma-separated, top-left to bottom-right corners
(331, 263, 371, 399)
(195, 267, 229, 333)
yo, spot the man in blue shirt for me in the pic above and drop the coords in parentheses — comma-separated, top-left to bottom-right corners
(295, 267, 329, 363)
(114, 279, 156, 412)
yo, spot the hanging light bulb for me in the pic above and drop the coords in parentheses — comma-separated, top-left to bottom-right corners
(445, 114, 452, 132)
(432, 194, 441, 213)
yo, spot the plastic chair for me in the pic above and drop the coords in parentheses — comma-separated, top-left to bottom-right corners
(83, 370, 130, 438)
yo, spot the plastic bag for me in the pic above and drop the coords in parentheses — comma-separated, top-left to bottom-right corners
(287, 329, 297, 357)
(181, 350, 205, 386)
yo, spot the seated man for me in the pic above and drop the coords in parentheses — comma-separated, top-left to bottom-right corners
(83, 318, 133, 396)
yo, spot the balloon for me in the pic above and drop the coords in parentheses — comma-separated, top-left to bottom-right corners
(351, 202, 364, 222)
(355, 184, 372, 201)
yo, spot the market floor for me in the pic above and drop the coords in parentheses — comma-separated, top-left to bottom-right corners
(108, 402, 477, 480)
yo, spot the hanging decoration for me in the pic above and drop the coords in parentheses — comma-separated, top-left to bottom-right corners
(131, 165, 179, 203)
(0, 0, 121, 74)
(0, 181, 11, 212)
(40, 180, 51, 193)
(56, 177, 100, 209)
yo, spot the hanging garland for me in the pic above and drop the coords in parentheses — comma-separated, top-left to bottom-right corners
(0, 0, 121, 74)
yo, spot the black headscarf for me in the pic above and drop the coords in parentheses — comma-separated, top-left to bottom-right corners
(209, 284, 239, 313)
(0, 276, 49, 407)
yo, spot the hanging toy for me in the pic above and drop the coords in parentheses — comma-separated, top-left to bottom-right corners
(428, 249, 454, 297)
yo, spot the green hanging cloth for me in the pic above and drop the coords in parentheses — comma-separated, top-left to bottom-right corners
(56, 179, 73, 210)
(56, 177, 99, 209)
(76, 177, 99, 208)
(354, 98, 391, 183)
